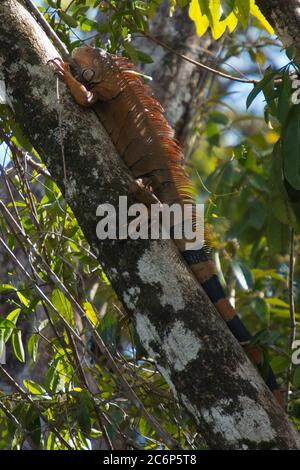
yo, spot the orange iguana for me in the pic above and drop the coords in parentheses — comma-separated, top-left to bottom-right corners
(51, 45, 283, 406)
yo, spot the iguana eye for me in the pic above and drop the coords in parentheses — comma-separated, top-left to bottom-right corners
(81, 68, 95, 83)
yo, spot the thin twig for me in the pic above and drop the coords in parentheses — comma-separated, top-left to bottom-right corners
(142, 32, 257, 84)
(0, 365, 72, 449)
(20, 154, 50, 177)
(53, 75, 69, 253)
(286, 228, 297, 410)
(0, 234, 80, 341)
(9, 141, 39, 227)
(67, 332, 114, 450)
(22, 0, 70, 61)
(0, 203, 179, 449)
(0, 400, 39, 449)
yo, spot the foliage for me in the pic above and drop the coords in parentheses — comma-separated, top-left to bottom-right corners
(189, 0, 273, 39)
(0, 0, 300, 450)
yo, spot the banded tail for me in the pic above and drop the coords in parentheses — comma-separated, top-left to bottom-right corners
(183, 248, 283, 405)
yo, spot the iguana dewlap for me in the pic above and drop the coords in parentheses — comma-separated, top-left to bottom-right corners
(51, 45, 283, 406)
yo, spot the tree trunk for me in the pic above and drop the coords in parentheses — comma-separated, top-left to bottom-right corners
(132, 1, 213, 148)
(256, 0, 300, 53)
(0, 0, 299, 449)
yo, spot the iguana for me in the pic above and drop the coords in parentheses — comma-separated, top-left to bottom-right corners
(51, 45, 283, 406)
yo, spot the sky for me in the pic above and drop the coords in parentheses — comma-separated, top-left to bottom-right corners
(222, 42, 288, 115)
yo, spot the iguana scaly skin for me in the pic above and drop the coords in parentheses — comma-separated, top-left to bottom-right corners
(51, 45, 283, 406)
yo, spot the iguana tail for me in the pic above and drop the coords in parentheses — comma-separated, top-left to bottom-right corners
(183, 247, 283, 405)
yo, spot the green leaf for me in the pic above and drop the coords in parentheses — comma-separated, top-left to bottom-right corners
(209, 111, 229, 125)
(206, 120, 220, 146)
(252, 268, 285, 282)
(251, 329, 281, 347)
(265, 298, 290, 308)
(97, 22, 110, 33)
(80, 18, 98, 32)
(51, 289, 74, 326)
(0, 284, 16, 293)
(6, 308, 21, 323)
(45, 357, 71, 393)
(283, 105, 300, 190)
(203, 0, 227, 40)
(83, 301, 98, 326)
(189, 0, 272, 39)
(28, 335, 39, 363)
(24, 405, 41, 447)
(246, 67, 276, 109)
(270, 355, 290, 374)
(58, 10, 78, 28)
(250, 0, 274, 35)
(230, 260, 253, 290)
(123, 42, 139, 63)
(169, 0, 176, 16)
(90, 428, 102, 438)
(0, 318, 18, 331)
(266, 215, 290, 254)
(278, 70, 292, 125)
(177, 0, 190, 7)
(12, 330, 25, 362)
(248, 203, 266, 230)
(286, 46, 296, 61)
(189, 0, 209, 37)
(4, 308, 21, 342)
(136, 50, 153, 64)
(268, 142, 298, 228)
(16, 291, 30, 307)
(77, 390, 91, 434)
(293, 367, 300, 388)
(98, 309, 118, 353)
(236, 0, 250, 29)
(23, 379, 47, 395)
(138, 417, 152, 437)
(10, 403, 28, 437)
(47, 432, 56, 450)
(0, 314, 20, 360)
(252, 297, 270, 322)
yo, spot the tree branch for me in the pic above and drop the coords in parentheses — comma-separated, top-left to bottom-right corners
(0, 0, 299, 449)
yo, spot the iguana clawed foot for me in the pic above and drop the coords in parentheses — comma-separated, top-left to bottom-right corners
(49, 57, 96, 106)
(129, 178, 161, 208)
(48, 57, 71, 82)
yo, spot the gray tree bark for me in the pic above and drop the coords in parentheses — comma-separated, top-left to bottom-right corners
(0, 0, 299, 449)
(256, 0, 300, 53)
(132, 1, 213, 147)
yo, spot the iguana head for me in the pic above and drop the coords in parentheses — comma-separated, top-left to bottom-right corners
(70, 45, 120, 100)
(71, 45, 109, 88)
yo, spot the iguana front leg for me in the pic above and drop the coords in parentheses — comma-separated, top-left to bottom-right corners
(49, 58, 99, 107)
